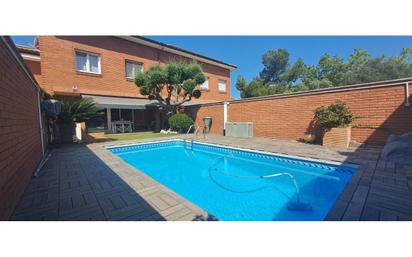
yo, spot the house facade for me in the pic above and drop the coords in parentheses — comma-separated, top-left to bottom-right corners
(17, 36, 236, 132)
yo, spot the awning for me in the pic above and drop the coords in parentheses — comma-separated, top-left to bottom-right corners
(82, 94, 159, 110)
(82, 94, 215, 110)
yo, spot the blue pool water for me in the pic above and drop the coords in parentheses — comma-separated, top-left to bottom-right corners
(108, 140, 357, 221)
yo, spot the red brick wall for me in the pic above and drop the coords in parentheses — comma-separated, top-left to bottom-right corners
(323, 127, 351, 148)
(187, 81, 412, 145)
(186, 104, 224, 134)
(0, 39, 43, 220)
(38, 36, 231, 102)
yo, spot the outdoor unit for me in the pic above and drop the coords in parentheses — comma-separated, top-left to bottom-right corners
(42, 99, 61, 118)
(225, 122, 253, 138)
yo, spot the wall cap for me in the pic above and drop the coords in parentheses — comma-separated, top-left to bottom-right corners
(190, 77, 412, 107)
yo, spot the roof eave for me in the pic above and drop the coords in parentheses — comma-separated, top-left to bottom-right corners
(116, 36, 237, 71)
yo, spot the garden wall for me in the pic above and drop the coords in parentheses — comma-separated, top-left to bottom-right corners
(186, 78, 412, 145)
(0, 37, 44, 220)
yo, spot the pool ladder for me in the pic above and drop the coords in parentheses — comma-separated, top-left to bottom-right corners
(184, 125, 203, 149)
(208, 152, 301, 202)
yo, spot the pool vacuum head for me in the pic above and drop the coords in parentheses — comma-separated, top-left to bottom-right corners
(287, 201, 312, 212)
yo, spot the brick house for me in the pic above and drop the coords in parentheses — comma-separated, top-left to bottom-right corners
(17, 36, 237, 132)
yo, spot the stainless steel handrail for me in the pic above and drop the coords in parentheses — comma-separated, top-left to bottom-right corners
(184, 125, 202, 148)
(185, 125, 194, 135)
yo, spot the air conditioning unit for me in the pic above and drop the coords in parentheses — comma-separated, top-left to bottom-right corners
(42, 99, 61, 117)
(225, 122, 253, 138)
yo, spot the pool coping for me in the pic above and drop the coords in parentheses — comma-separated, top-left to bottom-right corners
(106, 139, 359, 169)
(88, 142, 210, 221)
(102, 138, 363, 221)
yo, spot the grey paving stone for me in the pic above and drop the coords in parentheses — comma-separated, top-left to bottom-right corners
(342, 185, 369, 220)
(380, 212, 398, 221)
(140, 213, 166, 221)
(105, 204, 152, 221)
(360, 205, 380, 221)
(12, 206, 59, 221)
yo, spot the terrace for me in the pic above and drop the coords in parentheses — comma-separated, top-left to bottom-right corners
(11, 134, 412, 221)
(2, 35, 412, 221)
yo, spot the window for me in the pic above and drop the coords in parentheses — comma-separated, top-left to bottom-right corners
(200, 77, 209, 90)
(125, 61, 143, 79)
(218, 79, 227, 92)
(75, 51, 101, 74)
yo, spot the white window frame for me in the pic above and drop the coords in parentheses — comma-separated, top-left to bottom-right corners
(75, 51, 101, 74)
(200, 77, 209, 90)
(218, 79, 227, 92)
(125, 60, 143, 80)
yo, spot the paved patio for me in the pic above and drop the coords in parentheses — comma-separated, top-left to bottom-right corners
(11, 134, 412, 221)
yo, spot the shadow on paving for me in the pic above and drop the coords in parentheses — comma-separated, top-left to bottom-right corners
(325, 100, 412, 221)
(11, 144, 166, 221)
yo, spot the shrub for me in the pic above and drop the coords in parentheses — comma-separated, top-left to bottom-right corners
(57, 98, 103, 143)
(58, 97, 103, 123)
(168, 113, 194, 132)
(314, 100, 353, 131)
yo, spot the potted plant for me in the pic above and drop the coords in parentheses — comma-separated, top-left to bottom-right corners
(314, 100, 354, 148)
(57, 97, 103, 143)
(303, 131, 316, 143)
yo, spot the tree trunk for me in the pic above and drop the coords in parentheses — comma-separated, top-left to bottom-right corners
(161, 104, 177, 130)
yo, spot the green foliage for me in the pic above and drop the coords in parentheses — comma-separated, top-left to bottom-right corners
(235, 76, 277, 98)
(318, 54, 346, 85)
(237, 47, 412, 98)
(134, 63, 205, 114)
(260, 49, 290, 84)
(182, 79, 196, 92)
(168, 113, 194, 132)
(280, 58, 305, 86)
(58, 97, 103, 123)
(314, 101, 354, 131)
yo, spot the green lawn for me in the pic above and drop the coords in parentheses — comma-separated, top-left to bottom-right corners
(105, 131, 178, 141)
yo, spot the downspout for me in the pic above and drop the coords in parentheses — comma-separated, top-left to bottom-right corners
(33, 85, 48, 177)
(223, 102, 229, 135)
(405, 82, 410, 107)
(37, 89, 45, 155)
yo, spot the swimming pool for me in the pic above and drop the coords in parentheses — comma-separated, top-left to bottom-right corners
(108, 140, 357, 221)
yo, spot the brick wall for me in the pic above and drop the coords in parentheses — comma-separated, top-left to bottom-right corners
(186, 80, 412, 145)
(323, 127, 351, 148)
(38, 36, 232, 102)
(0, 37, 44, 220)
(186, 104, 224, 134)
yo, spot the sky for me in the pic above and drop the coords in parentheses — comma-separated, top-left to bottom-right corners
(12, 36, 412, 99)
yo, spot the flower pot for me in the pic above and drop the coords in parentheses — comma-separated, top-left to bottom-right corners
(303, 132, 316, 143)
(322, 127, 351, 148)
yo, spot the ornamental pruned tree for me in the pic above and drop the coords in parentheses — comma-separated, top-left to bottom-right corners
(134, 63, 205, 126)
